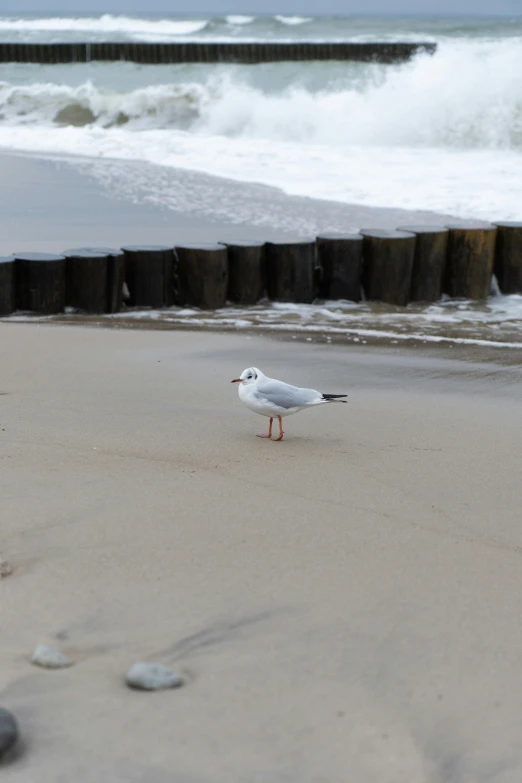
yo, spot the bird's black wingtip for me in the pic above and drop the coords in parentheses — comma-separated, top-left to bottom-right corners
(321, 393, 348, 402)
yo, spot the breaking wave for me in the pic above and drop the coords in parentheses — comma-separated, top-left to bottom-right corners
(1, 40, 521, 150)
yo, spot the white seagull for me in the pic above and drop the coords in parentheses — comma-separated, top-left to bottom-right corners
(231, 366, 347, 441)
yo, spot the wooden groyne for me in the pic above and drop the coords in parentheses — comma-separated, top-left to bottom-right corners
(0, 41, 436, 64)
(1, 221, 521, 318)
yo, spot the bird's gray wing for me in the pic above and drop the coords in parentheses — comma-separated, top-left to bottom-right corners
(255, 378, 320, 409)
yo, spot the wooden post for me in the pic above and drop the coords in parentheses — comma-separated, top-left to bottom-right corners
(265, 239, 315, 303)
(176, 244, 228, 309)
(0, 256, 15, 316)
(122, 245, 176, 308)
(316, 233, 363, 301)
(63, 248, 107, 313)
(360, 229, 415, 306)
(397, 225, 448, 302)
(106, 249, 126, 313)
(494, 222, 522, 294)
(14, 252, 65, 314)
(219, 241, 265, 305)
(444, 222, 497, 299)
(63, 247, 125, 313)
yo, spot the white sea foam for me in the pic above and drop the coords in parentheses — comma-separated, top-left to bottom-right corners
(25, 294, 518, 349)
(275, 16, 312, 26)
(0, 37, 521, 219)
(2, 39, 521, 149)
(3, 38, 522, 147)
(225, 15, 255, 25)
(0, 15, 209, 40)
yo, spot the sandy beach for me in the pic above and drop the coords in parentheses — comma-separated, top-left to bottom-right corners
(2, 11, 522, 779)
(1, 322, 522, 782)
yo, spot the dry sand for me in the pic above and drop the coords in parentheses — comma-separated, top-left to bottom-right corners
(1, 323, 522, 782)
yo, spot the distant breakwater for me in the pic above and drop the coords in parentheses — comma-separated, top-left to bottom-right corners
(0, 41, 436, 64)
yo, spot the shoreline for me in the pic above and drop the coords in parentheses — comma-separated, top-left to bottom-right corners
(4, 315, 522, 367)
(1, 148, 520, 357)
(0, 149, 457, 256)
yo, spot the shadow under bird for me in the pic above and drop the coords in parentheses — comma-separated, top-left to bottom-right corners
(231, 367, 347, 441)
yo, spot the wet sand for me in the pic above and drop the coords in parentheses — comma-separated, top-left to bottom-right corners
(1, 323, 522, 782)
(0, 151, 455, 255)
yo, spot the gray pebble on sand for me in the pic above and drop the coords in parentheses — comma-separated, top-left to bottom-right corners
(125, 662, 183, 691)
(0, 708, 18, 760)
(31, 645, 74, 669)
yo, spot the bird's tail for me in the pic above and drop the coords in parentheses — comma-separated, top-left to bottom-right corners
(321, 393, 348, 403)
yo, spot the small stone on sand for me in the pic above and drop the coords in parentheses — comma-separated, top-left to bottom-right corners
(125, 662, 183, 691)
(0, 560, 12, 578)
(0, 708, 18, 760)
(31, 645, 74, 670)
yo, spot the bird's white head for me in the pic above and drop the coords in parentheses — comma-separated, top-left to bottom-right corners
(231, 367, 262, 385)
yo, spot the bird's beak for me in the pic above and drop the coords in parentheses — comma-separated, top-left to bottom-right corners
(231, 378, 241, 383)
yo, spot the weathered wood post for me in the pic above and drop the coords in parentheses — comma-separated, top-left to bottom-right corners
(0, 257, 15, 316)
(63, 247, 125, 313)
(494, 222, 522, 294)
(265, 239, 315, 303)
(444, 222, 497, 299)
(14, 252, 65, 314)
(360, 229, 415, 305)
(397, 225, 448, 302)
(122, 245, 176, 308)
(106, 248, 126, 313)
(176, 243, 228, 309)
(316, 233, 363, 301)
(63, 248, 105, 313)
(219, 240, 265, 305)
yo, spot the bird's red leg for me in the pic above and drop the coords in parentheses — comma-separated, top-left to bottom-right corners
(274, 415, 284, 442)
(257, 418, 273, 439)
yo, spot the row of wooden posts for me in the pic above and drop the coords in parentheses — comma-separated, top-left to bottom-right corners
(0, 41, 436, 65)
(0, 222, 521, 318)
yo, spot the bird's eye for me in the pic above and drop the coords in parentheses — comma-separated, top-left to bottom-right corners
(247, 375, 252, 379)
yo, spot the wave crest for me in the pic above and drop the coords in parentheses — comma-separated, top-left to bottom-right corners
(1, 40, 521, 150)
(274, 16, 312, 26)
(0, 14, 209, 40)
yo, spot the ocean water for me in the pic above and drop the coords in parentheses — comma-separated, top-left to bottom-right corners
(1, 13, 522, 347)
(0, 14, 521, 219)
